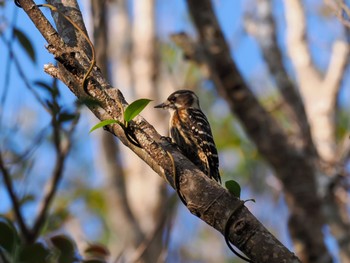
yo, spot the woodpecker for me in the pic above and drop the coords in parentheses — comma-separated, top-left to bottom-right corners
(155, 90, 221, 183)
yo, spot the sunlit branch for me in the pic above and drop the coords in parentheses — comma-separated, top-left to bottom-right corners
(246, 0, 315, 156)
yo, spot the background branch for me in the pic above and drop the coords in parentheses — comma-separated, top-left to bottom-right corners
(285, 0, 350, 162)
(29, 112, 77, 242)
(90, 0, 145, 258)
(0, 153, 30, 240)
(184, 0, 332, 261)
(245, 0, 315, 156)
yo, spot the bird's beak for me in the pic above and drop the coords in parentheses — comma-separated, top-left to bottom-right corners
(154, 102, 167, 109)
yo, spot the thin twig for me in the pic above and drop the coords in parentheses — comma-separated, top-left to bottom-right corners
(0, 35, 50, 113)
(128, 194, 175, 263)
(0, 152, 30, 240)
(29, 111, 78, 242)
(1, 8, 18, 125)
(7, 125, 50, 165)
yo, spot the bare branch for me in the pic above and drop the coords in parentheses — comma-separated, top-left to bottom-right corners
(324, 39, 349, 102)
(29, 113, 77, 242)
(327, 0, 350, 29)
(0, 152, 30, 240)
(284, 0, 349, 162)
(284, 0, 320, 84)
(324, 0, 350, 103)
(0, 35, 51, 113)
(129, 195, 174, 263)
(246, 0, 316, 157)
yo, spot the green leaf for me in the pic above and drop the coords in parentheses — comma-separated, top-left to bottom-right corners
(34, 81, 60, 99)
(19, 243, 51, 263)
(225, 180, 241, 198)
(89, 119, 119, 133)
(0, 217, 20, 255)
(13, 27, 36, 63)
(18, 194, 36, 206)
(124, 99, 152, 123)
(50, 235, 77, 263)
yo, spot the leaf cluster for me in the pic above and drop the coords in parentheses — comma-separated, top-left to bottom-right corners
(0, 216, 109, 263)
(89, 98, 152, 133)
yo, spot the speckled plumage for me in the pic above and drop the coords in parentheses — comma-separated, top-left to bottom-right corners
(155, 90, 221, 183)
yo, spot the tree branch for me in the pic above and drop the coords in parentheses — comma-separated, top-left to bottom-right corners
(29, 114, 77, 242)
(17, 0, 300, 261)
(324, 40, 349, 92)
(284, 0, 349, 162)
(0, 152, 30, 240)
(246, 0, 316, 157)
(184, 0, 332, 261)
(284, 0, 320, 85)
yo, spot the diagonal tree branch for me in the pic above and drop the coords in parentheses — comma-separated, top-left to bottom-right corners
(16, 0, 300, 261)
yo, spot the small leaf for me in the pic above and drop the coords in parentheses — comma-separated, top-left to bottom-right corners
(89, 119, 119, 133)
(13, 27, 36, 63)
(50, 235, 78, 263)
(34, 81, 60, 99)
(124, 99, 152, 123)
(225, 180, 241, 198)
(18, 194, 36, 206)
(84, 243, 110, 260)
(19, 243, 51, 263)
(0, 217, 20, 255)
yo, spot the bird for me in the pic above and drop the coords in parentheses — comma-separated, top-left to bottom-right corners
(154, 90, 221, 184)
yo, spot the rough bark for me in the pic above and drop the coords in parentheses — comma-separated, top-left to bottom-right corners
(17, 0, 301, 262)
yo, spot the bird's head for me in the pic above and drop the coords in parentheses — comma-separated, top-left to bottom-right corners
(154, 90, 200, 111)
